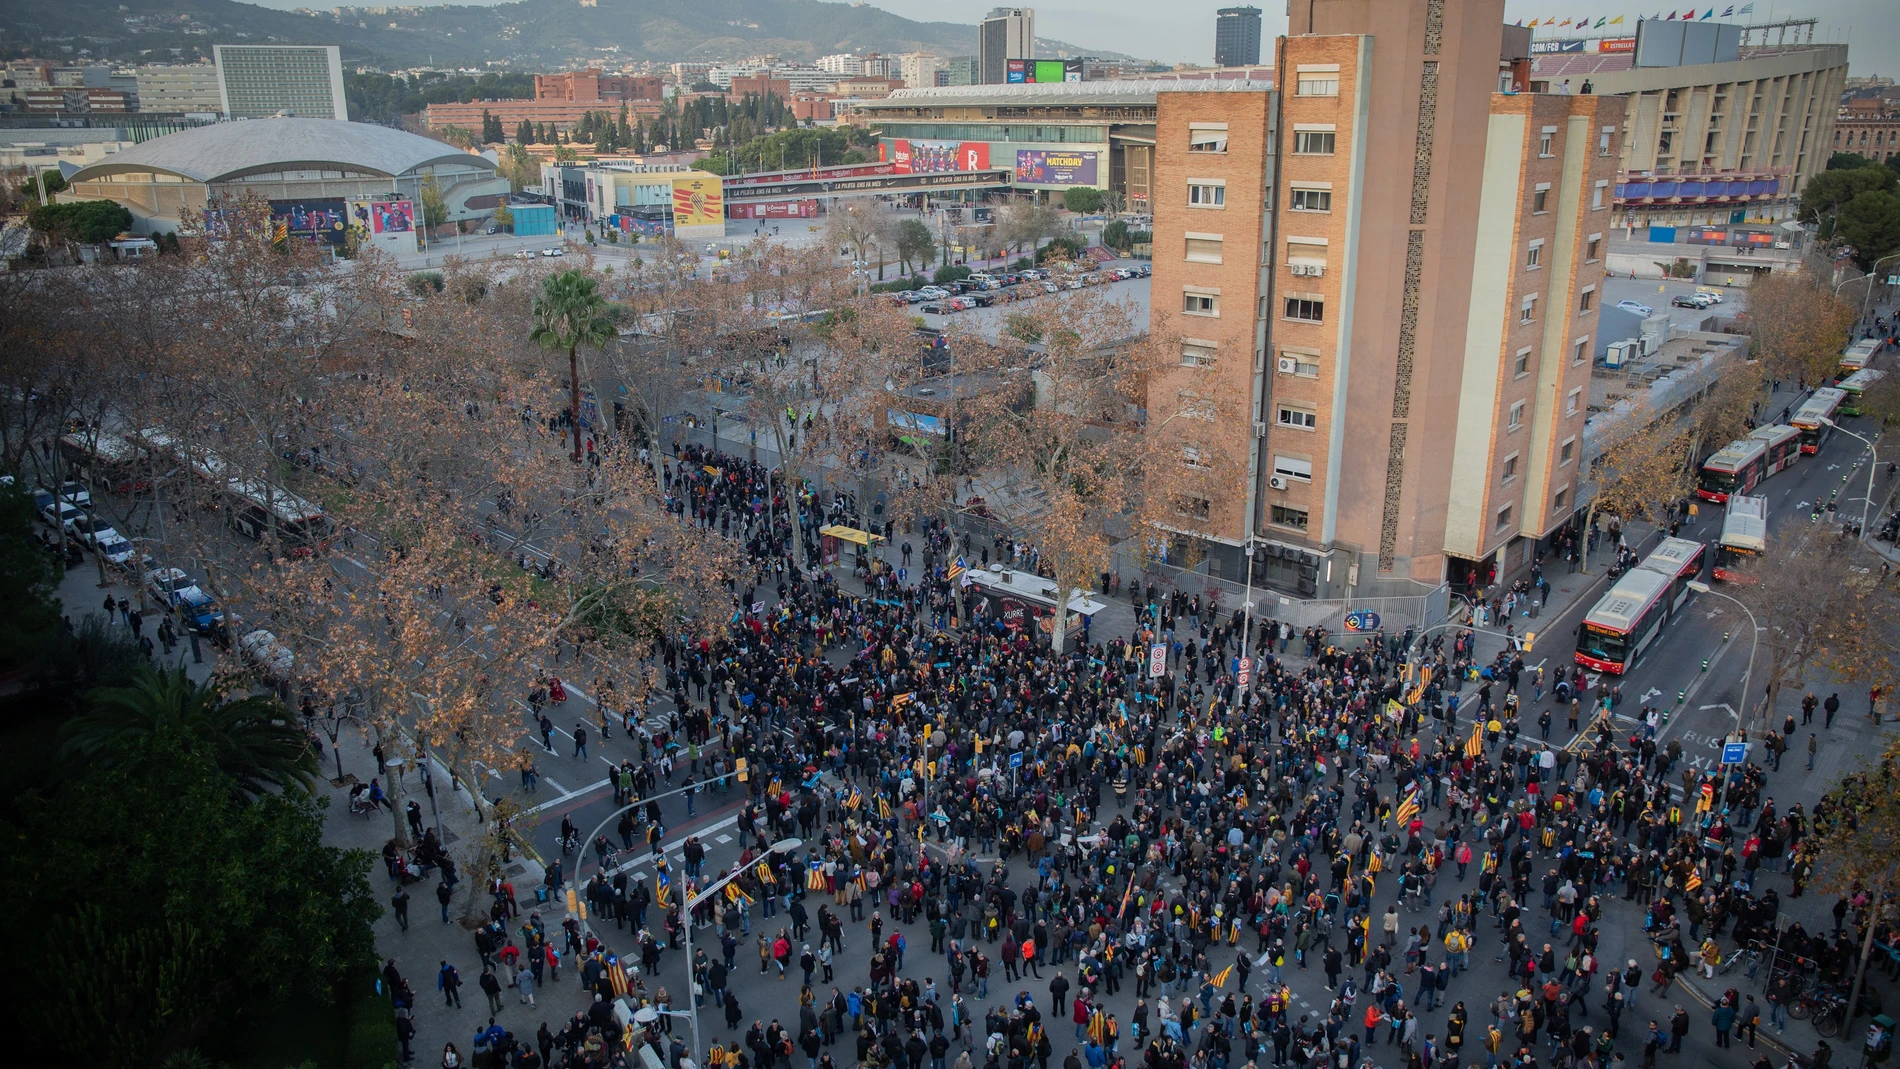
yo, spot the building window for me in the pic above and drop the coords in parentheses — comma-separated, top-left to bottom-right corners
(1293, 130, 1336, 155)
(1180, 342, 1216, 367)
(1184, 235, 1224, 263)
(1176, 390, 1215, 421)
(1532, 184, 1550, 213)
(1497, 504, 1513, 531)
(1599, 126, 1614, 156)
(1552, 486, 1568, 511)
(1514, 348, 1532, 377)
(1272, 455, 1313, 482)
(1566, 386, 1583, 415)
(1297, 76, 1339, 97)
(1657, 131, 1674, 156)
(1585, 235, 1602, 261)
(1539, 128, 1555, 157)
(1290, 187, 1333, 212)
(1276, 405, 1317, 430)
(1189, 124, 1228, 153)
(1188, 182, 1225, 207)
(1508, 400, 1525, 429)
(1175, 496, 1213, 520)
(1520, 296, 1537, 324)
(1285, 297, 1325, 322)
(1573, 338, 1589, 365)
(1183, 291, 1219, 316)
(1183, 445, 1213, 469)
(1560, 436, 1576, 464)
(1279, 352, 1321, 377)
(1526, 241, 1543, 269)
(1270, 504, 1310, 530)
(1592, 180, 1608, 209)
(1501, 453, 1519, 482)
(1578, 288, 1595, 313)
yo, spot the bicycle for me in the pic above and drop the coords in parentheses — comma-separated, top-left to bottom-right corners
(1717, 943, 1762, 977)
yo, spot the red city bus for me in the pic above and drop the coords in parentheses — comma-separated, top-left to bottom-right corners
(1748, 424, 1802, 478)
(1696, 437, 1767, 503)
(1789, 388, 1848, 453)
(1573, 537, 1706, 674)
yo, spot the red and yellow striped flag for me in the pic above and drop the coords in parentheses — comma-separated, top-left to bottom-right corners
(1465, 721, 1484, 758)
(1394, 791, 1420, 830)
(1212, 964, 1234, 988)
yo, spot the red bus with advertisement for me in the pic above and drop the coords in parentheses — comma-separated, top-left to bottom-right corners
(1573, 537, 1706, 674)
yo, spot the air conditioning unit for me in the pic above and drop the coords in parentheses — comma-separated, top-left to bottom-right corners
(1304, 264, 1324, 277)
(1277, 357, 1299, 374)
(1287, 263, 1306, 276)
(1252, 420, 1268, 439)
(1604, 340, 1637, 368)
(1268, 475, 1289, 491)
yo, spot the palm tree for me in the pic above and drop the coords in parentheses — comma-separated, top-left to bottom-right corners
(530, 270, 619, 462)
(62, 666, 318, 797)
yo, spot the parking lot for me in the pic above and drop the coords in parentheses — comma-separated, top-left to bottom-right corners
(895, 259, 1154, 339)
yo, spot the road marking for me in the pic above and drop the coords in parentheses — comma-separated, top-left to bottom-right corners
(715, 834, 734, 844)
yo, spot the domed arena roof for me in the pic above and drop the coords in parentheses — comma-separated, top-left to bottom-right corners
(67, 117, 492, 185)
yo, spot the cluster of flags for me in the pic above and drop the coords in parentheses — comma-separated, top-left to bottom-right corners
(1518, 4, 1752, 28)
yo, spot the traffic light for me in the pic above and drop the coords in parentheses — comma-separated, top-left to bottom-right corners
(1522, 631, 1537, 653)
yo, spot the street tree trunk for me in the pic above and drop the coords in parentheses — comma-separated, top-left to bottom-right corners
(569, 344, 584, 462)
(1848, 896, 1883, 1024)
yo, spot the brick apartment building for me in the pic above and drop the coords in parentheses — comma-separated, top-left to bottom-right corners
(425, 68, 664, 133)
(1146, 0, 1623, 601)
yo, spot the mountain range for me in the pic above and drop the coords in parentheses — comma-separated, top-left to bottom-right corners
(8, 0, 1145, 70)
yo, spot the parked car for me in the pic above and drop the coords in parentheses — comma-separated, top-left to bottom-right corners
(541, 247, 566, 258)
(1040, 281, 1060, 294)
(1671, 294, 1703, 308)
(920, 302, 948, 314)
(485, 226, 500, 235)
(58, 480, 91, 509)
(916, 286, 950, 300)
(1616, 300, 1654, 316)
(146, 566, 201, 608)
(972, 292, 999, 307)
(173, 587, 224, 633)
(1134, 264, 1151, 277)
(514, 250, 535, 260)
(40, 498, 81, 532)
(948, 296, 975, 311)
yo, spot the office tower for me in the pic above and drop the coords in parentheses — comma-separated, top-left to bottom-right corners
(214, 44, 348, 121)
(1214, 7, 1264, 67)
(979, 8, 1035, 85)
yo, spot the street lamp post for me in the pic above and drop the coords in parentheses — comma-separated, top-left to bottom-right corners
(1818, 417, 1881, 540)
(569, 771, 739, 938)
(1687, 579, 1760, 809)
(678, 837, 802, 1068)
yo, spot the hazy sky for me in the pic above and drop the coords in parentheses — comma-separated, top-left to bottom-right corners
(231, 0, 1895, 74)
(857, 0, 1895, 72)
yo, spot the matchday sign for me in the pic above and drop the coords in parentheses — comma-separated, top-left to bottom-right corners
(1015, 150, 1098, 186)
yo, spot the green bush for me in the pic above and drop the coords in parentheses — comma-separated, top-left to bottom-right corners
(408, 272, 444, 295)
(1035, 236, 1086, 264)
(932, 264, 972, 284)
(1062, 187, 1106, 214)
(868, 277, 925, 294)
(344, 992, 398, 1069)
(1010, 257, 1033, 270)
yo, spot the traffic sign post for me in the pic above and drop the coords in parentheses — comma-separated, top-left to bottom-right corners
(1236, 657, 1252, 689)
(1344, 610, 1382, 633)
(1149, 644, 1167, 679)
(1721, 741, 1748, 765)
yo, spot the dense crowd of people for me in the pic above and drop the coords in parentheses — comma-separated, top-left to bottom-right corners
(404, 438, 1867, 1069)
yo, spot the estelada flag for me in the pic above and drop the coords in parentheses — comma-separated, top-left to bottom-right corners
(1212, 964, 1234, 988)
(878, 796, 893, 820)
(1465, 721, 1484, 758)
(808, 867, 828, 891)
(756, 862, 776, 884)
(1394, 791, 1420, 830)
(607, 955, 630, 998)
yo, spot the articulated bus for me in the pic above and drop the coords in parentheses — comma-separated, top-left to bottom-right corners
(1789, 388, 1848, 453)
(1696, 424, 1802, 503)
(57, 431, 152, 494)
(1837, 368, 1886, 417)
(1574, 537, 1708, 675)
(129, 428, 331, 555)
(1839, 339, 1879, 381)
(1713, 494, 1767, 582)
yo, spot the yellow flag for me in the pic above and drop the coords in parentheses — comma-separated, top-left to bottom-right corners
(1212, 964, 1234, 988)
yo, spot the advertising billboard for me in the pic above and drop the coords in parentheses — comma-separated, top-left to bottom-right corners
(890, 139, 991, 174)
(669, 173, 724, 228)
(1598, 36, 1636, 53)
(268, 198, 348, 246)
(1006, 58, 1083, 83)
(1530, 39, 1587, 53)
(367, 200, 414, 234)
(1015, 149, 1098, 186)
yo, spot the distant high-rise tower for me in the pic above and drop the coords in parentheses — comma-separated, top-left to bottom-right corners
(213, 44, 347, 120)
(1213, 6, 1263, 67)
(979, 8, 1035, 85)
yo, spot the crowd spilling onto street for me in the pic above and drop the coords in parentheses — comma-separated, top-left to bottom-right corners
(386, 438, 1877, 1069)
